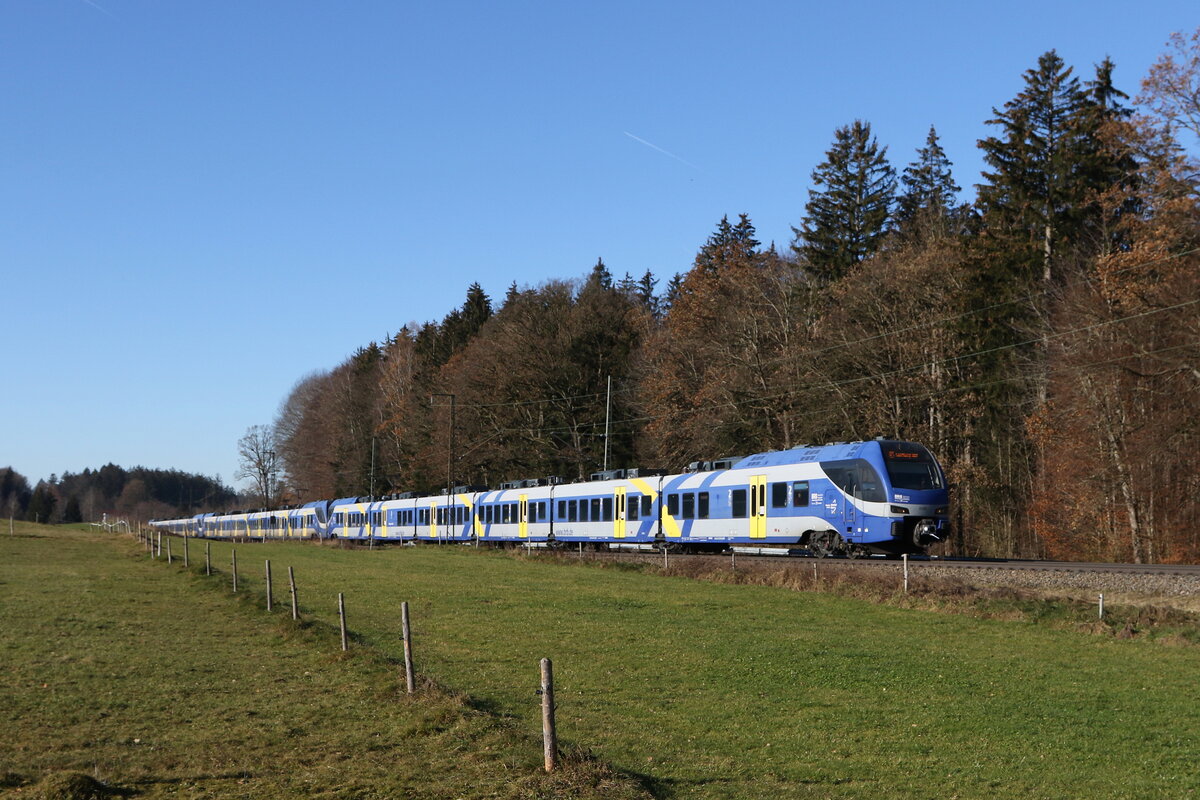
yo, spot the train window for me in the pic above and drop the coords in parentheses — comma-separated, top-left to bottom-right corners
(591, 498, 602, 521)
(538, 501, 547, 521)
(579, 500, 589, 522)
(510, 503, 518, 523)
(568, 500, 577, 522)
(698, 492, 710, 519)
(731, 489, 747, 518)
(602, 497, 613, 522)
(681, 493, 695, 519)
(820, 459, 887, 502)
(793, 482, 809, 506)
(667, 494, 680, 517)
(628, 495, 640, 520)
(642, 495, 652, 518)
(772, 482, 788, 508)
(557, 501, 566, 520)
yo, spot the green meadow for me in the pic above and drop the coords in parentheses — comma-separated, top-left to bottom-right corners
(3, 527, 1198, 799)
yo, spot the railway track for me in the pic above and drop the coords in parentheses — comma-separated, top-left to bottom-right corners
(581, 544, 1200, 576)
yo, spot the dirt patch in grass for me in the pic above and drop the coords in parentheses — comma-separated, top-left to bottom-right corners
(27, 773, 129, 800)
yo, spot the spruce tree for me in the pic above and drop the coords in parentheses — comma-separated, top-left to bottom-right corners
(897, 125, 961, 239)
(63, 496, 83, 523)
(586, 258, 613, 291)
(637, 270, 659, 315)
(793, 120, 896, 281)
(976, 50, 1105, 283)
(694, 214, 760, 275)
(660, 273, 684, 313)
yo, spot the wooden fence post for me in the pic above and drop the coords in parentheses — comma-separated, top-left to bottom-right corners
(232, 548, 238, 592)
(205, 541, 211, 576)
(289, 566, 298, 621)
(167, 537, 173, 565)
(402, 601, 415, 694)
(540, 658, 558, 772)
(338, 593, 348, 651)
(265, 560, 273, 612)
(184, 535, 189, 568)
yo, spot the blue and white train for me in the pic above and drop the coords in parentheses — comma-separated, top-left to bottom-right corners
(152, 439, 950, 557)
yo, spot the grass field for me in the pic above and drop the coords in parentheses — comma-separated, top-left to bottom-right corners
(0, 525, 645, 799)
(4, 526, 1200, 798)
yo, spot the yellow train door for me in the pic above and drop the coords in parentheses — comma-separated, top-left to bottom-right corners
(750, 475, 767, 539)
(614, 486, 627, 539)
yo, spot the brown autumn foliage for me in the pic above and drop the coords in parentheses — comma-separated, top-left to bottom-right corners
(1029, 63, 1200, 562)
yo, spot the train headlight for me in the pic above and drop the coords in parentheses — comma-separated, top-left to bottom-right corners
(890, 505, 910, 515)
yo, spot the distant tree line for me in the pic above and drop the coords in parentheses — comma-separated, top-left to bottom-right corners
(0, 464, 236, 524)
(255, 36, 1197, 562)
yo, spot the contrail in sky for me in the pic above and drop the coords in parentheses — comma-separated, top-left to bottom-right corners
(80, 0, 116, 17)
(623, 131, 699, 170)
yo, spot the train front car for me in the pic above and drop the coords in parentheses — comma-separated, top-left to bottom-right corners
(806, 439, 949, 556)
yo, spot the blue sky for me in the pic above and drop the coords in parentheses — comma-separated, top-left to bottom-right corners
(2, 0, 1194, 492)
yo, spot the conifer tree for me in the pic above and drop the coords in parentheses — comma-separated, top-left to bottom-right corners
(694, 214, 760, 275)
(897, 125, 961, 239)
(636, 270, 659, 316)
(976, 50, 1108, 283)
(586, 258, 613, 290)
(63, 496, 83, 523)
(440, 282, 493, 354)
(503, 281, 520, 308)
(793, 120, 896, 281)
(660, 273, 684, 314)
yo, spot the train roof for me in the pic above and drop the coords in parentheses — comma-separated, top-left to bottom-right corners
(733, 439, 924, 470)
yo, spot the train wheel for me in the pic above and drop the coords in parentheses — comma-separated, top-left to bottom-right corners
(810, 531, 843, 559)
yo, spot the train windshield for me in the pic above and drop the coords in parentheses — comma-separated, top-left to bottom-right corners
(819, 459, 887, 502)
(882, 442, 944, 491)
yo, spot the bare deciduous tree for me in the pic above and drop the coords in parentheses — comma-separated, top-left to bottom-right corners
(236, 425, 281, 508)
